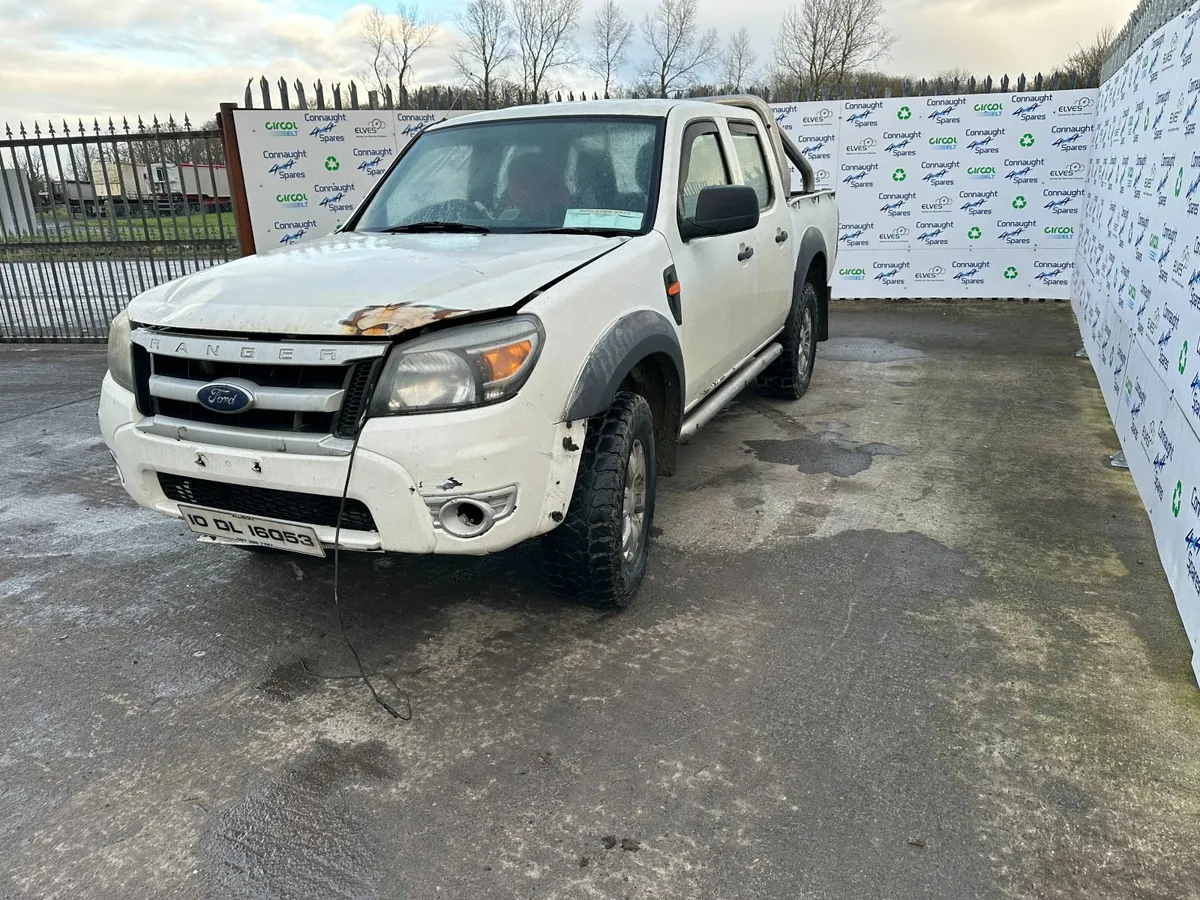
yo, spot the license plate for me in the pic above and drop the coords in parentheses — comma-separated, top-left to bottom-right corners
(177, 504, 326, 557)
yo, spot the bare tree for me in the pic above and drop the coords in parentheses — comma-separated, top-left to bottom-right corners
(721, 27, 757, 92)
(773, 0, 837, 94)
(393, 5, 438, 101)
(587, 0, 634, 98)
(931, 66, 974, 86)
(512, 0, 581, 98)
(640, 0, 719, 98)
(773, 0, 894, 94)
(360, 5, 438, 101)
(453, 0, 514, 108)
(828, 0, 894, 86)
(362, 7, 395, 95)
(1064, 23, 1117, 86)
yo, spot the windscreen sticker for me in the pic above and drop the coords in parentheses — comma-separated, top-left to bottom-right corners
(563, 208, 643, 230)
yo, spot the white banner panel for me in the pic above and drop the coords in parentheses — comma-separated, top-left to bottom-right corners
(1074, 0, 1200, 680)
(770, 90, 1097, 299)
(233, 109, 469, 250)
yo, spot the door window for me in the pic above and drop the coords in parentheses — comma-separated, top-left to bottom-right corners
(728, 123, 773, 209)
(678, 123, 730, 220)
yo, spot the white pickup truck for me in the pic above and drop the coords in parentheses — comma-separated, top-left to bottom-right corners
(100, 95, 838, 606)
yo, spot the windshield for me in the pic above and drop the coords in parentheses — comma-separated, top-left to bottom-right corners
(353, 116, 663, 235)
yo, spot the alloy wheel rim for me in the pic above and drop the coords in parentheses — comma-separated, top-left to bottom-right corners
(798, 307, 813, 373)
(622, 440, 647, 564)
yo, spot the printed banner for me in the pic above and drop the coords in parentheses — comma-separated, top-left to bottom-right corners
(1074, 0, 1200, 681)
(772, 90, 1098, 299)
(233, 109, 469, 250)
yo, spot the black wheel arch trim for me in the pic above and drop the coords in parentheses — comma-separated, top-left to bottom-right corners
(563, 310, 685, 425)
(793, 226, 831, 341)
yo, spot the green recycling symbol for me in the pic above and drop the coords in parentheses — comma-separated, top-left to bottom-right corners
(892, 168, 907, 182)
(1173, 481, 1183, 517)
(1177, 167, 1185, 197)
(897, 106, 912, 120)
(1003, 266, 1019, 280)
(968, 226, 982, 240)
(1180, 339, 1190, 374)
(1012, 195, 1027, 209)
(1020, 133, 1035, 148)
(324, 156, 340, 171)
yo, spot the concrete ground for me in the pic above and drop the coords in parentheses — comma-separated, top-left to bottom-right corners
(3, 302, 1200, 900)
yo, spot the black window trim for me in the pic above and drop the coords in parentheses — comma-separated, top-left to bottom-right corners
(676, 118, 733, 234)
(344, 114, 668, 237)
(726, 118, 776, 211)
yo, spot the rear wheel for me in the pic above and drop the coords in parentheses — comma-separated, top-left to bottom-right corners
(758, 279, 818, 400)
(542, 392, 657, 609)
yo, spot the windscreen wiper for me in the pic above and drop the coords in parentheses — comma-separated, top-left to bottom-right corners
(524, 227, 629, 237)
(377, 221, 492, 234)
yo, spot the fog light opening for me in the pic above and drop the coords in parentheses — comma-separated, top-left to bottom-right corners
(438, 498, 495, 538)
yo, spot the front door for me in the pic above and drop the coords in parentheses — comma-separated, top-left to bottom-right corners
(668, 119, 759, 405)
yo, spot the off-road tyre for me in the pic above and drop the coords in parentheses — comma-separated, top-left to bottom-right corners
(757, 279, 819, 400)
(542, 392, 657, 609)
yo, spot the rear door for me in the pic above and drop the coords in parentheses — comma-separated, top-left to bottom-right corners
(668, 119, 759, 404)
(727, 119, 795, 351)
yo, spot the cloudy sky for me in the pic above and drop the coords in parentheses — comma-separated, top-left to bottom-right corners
(0, 0, 1132, 127)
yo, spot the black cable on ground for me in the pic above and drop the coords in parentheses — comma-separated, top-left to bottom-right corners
(328, 432, 412, 720)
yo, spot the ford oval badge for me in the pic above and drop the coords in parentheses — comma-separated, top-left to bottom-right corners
(197, 382, 255, 414)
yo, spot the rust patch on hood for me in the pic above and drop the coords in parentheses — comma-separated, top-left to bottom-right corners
(340, 303, 466, 336)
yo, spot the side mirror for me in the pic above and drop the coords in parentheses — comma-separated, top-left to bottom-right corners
(679, 185, 760, 241)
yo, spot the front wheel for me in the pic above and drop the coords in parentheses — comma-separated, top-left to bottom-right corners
(757, 280, 818, 400)
(542, 392, 657, 608)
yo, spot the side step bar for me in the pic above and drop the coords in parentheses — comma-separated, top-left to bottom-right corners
(679, 342, 782, 443)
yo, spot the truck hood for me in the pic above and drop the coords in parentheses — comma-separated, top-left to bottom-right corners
(129, 231, 625, 336)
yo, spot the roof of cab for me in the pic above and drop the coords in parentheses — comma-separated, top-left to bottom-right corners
(429, 98, 737, 129)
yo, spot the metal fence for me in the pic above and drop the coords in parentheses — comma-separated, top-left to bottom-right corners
(0, 116, 238, 342)
(1101, 0, 1197, 82)
(242, 70, 1097, 113)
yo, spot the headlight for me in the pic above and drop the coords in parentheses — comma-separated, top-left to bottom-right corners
(369, 315, 544, 415)
(106, 309, 134, 391)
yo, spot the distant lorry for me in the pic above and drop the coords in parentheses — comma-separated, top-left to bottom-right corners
(88, 162, 231, 216)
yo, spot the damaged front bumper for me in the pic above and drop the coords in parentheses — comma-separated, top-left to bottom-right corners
(99, 373, 585, 555)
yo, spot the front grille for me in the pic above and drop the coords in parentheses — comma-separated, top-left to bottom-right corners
(152, 398, 335, 434)
(159, 473, 378, 531)
(333, 358, 380, 438)
(131, 331, 390, 452)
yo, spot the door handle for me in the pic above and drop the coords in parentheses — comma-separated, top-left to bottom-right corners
(737, 246, 755, 262)
(775, 229, 789, 243)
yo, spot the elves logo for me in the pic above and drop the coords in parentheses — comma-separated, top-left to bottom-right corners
(879, 226, 911, 242)
(915, 265, 945, 281)
(354, 117, 387, 136)
(801, 107, 834, 125)
(845, 137, 878, 154)
(922, 195, 953, 211)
